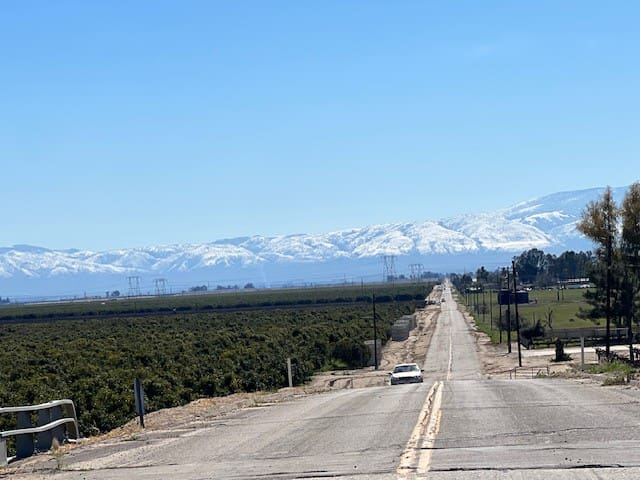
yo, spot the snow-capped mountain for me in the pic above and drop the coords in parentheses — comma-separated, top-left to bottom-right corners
(0, 186, 626, 298)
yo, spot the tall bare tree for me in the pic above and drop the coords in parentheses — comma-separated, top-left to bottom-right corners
(577, 186, 619, 354)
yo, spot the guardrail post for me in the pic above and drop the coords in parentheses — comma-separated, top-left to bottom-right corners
(15, 411, 34, 459)
(37, 407, 52, 451)
(50, 405, 65, 444)
(61, 402, 79, 440)
(0, 438, 7, 467)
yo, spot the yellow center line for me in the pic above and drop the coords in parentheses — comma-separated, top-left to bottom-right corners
(397, 285, 452, 478)
(396, 381, 439, 477)
(417, 380, 444, 475)
(447, 318, 453, 381)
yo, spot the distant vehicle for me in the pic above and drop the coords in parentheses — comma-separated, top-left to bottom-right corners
(389, 363, 424, 385)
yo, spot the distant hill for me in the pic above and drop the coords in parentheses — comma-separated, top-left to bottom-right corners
(0, 186, 627, 299)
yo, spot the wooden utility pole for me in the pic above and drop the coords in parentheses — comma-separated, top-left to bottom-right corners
(482, 287, 486, 323)
(498, 293, 503, 343)
(372, 292, 378, 370)
(489, 288, 493, 329)
(512, 260, 522, 367)
(506, 270, 512, 354)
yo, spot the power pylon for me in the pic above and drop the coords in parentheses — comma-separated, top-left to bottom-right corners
(127, 276, 141, 297)
(154, 278, 167, 296)
(409, 263, 424, 280)
(383, 255, 397, 282)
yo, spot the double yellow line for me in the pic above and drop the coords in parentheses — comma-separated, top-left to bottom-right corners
(396, 380, 444, 478)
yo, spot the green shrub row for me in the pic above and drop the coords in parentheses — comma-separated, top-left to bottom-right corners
(0, 285, 431, 439)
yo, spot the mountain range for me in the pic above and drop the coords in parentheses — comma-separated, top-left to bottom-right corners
(0, 186, 626, 299)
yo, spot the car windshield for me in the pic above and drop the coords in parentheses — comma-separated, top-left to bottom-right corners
(394, 365, 418, 373)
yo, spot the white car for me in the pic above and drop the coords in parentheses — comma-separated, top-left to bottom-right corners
(389, 363, 424, 385)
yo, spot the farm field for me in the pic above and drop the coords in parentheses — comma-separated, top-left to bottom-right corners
(0, 283, 424, 321)
(0, 282, 433, 446)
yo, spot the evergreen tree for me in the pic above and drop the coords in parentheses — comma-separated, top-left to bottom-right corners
(577, 186, 619, 354)
(621, 182, 640, 359)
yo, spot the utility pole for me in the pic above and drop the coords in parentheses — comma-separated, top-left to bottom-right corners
(512, 260, 522, 367)
(506, 269, 512, 354)
(372, 292, 378, 370)
(475, 288, 479, 314)
(489, 287, 493, 329)
(498, 290, 503, 343)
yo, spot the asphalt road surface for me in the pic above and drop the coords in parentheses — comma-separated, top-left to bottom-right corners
(16, 282, 640, 479)
(415, 283, 640, 479)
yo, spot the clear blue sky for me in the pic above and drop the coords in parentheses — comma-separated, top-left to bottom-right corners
(2, 1, 638, 251)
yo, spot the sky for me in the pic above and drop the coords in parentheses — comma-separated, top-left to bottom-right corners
(2, 1, 639, 251)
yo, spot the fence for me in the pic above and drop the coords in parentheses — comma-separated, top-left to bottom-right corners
(530, 326, 639, 349)
(0, 399, 79, 466)
(551, 326, 637, 341)
(507, 365, 550, 380)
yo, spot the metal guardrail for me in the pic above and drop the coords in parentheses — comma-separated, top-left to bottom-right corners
(0, 399, 79, 466)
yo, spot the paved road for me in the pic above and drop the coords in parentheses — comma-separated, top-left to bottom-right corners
(423, 283, 640, 479)
(45, 385, 431, 479)
(16, 282, 640, 479)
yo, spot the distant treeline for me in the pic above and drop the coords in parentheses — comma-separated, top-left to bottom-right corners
(451, 249, 594, 290)
(0, 284, 429, 323)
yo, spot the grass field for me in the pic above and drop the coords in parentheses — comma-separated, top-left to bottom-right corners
(517, 288, 597, 330)
(461, 288, 603, 345)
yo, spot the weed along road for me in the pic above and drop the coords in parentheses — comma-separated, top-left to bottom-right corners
(12, 283, 640, 479)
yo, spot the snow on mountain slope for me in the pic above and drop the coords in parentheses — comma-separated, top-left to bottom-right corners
(238, 234, 348, 262)
(440, 213, 552, 251)
(0, 186, 625, 286)
(0, 248, 134, 278)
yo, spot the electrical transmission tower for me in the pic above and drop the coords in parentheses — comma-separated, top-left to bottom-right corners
(127, 276, 141, 297)
(409, 263, 424, 280)
(154, 278, 167, 296)
(383, 255, 397, 282)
